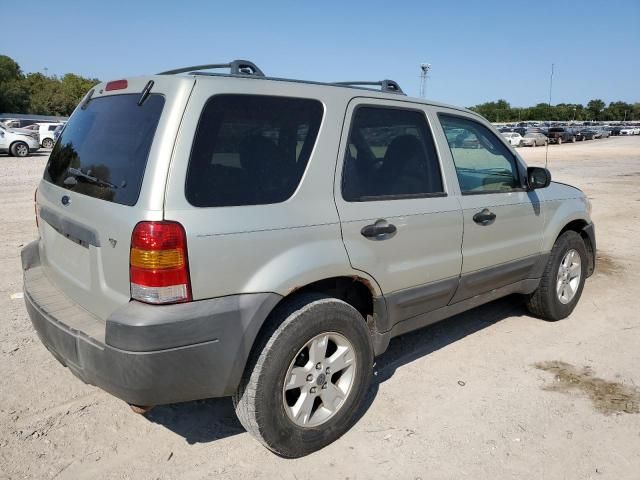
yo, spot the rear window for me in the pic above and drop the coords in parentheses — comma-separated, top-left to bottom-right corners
(44, 94, 165, 206)
(185, 94, 323, 207)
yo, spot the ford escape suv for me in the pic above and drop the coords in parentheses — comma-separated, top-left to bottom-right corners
(22, 60, 596, 457)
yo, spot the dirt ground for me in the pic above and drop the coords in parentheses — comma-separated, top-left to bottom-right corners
(1, 136, 639, 479)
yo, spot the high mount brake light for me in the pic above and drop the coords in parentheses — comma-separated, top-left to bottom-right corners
(105, 79, 128, 91)
(130, 221, 192, 304)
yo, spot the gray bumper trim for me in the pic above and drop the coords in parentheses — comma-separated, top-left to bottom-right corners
(22, 241, 282, 405)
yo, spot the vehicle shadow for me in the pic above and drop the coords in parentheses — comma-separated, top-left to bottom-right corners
(145, 294, 529, 444)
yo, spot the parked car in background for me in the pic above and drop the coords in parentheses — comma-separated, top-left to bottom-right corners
(501, 131, 523, 146)
(0, 118, 41, 128)
(547, 127, 576, 144)
(608, 126, 621, 136)
(36, 123, 65, 148)
(596, 127, 611, 138)
(577, 129, 598, 141)
(521, 132, 548, 147)
(0, 124, 41, 157)
(619, 126, 635, 135)
(53, 124, 64, 142)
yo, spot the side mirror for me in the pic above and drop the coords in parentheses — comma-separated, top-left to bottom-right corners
(527, 166, 551, 190)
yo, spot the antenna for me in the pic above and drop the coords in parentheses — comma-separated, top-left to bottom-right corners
(419, 63, 431, 98)
(545, 63, 554, 169)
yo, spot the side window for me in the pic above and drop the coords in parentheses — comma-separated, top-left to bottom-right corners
(342, 106, 444, 201)
(439, 114, 522, 194)
(185, 95, 323, 207)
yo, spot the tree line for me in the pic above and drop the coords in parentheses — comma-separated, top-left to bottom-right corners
(0, 55, 99, 116)
(469, 99, 640, 123)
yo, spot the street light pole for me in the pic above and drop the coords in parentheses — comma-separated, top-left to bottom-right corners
(419, 63, 431, 98)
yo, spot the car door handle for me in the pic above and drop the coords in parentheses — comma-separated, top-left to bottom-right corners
(473, 208, 496, 225)
(360, 219, 397, 239)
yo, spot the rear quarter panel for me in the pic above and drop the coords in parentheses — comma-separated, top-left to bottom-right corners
(163, 77, 383, 299)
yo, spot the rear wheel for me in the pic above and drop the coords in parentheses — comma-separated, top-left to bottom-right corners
(526, 231, 587, 321)
(10, 142, 29, 157)
(233, 294, 373, 457)
(42, 138, 54, 149)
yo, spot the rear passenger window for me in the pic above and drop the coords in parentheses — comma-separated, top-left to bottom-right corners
(186, 95, 323, 207)
(342, 106, 444, 202)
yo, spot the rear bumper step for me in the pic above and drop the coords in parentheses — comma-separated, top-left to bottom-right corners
(21, 241, 281, 406)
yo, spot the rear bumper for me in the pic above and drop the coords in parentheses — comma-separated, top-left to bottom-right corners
(21, 241, 281, 406)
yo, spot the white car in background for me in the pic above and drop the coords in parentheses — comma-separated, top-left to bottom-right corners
(0, 124, 41, 157)
(619, 127, 635, 135)
(37, 123, 65, 148)
(501, 131, 523, 147)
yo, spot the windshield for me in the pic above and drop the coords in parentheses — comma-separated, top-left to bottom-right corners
(43, 94, 165, 206)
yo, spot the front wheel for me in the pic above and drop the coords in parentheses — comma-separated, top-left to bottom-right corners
(525, 231, 587, 321)
(42, 138, 54, 149)
(233, 294, 373, 457)
(10, 142, 29, 157)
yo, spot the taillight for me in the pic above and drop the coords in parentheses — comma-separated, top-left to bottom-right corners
(130, 221, 192, 304)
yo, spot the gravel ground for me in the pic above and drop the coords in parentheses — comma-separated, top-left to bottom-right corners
(1, 137, 639, 479)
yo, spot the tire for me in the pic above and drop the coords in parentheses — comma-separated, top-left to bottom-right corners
(531, 140, 536, 148)
(571, 136, 576, 143)
(10, 142, 29, 158)
(557, 137, 562, 145)
(525, 231, 588, 321)
(233, 293, 373, 457)
(42, 138, 54, 149)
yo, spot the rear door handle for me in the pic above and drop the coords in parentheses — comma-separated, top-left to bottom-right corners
(361, 219, 397, 239)
(473, 208, 496, 225)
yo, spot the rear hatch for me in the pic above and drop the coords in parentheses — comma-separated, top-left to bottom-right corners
(35, 76, 194, 320)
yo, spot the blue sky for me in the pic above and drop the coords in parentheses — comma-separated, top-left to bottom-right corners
(4, 0, 639, 107)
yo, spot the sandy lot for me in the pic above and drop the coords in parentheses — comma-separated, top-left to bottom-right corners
(1, 137, 639, 479)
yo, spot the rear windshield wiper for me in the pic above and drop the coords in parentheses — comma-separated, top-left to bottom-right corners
(65, 167, 118, 189)
(138, 80, 154, 106)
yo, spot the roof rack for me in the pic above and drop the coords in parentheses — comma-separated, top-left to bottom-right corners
(158, 59, 264, 77)
(333, 79, 405, 95)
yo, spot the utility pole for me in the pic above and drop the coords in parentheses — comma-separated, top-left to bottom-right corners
(419, 63, 431, 98)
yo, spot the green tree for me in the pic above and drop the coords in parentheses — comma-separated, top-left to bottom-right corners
(0, 55, 29, 113)
(586, 99, 606, 120)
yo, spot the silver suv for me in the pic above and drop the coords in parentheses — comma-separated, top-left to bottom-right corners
(22, 60, 596, 457)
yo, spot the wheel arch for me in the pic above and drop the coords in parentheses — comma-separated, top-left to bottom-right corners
(553, 218, 595, 276)
(238, 274, 385, 384)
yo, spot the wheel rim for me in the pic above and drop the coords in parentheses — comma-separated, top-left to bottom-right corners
(43, 139, 53, 148)
(556, 249, 582, 304)
(16, 144, 28, 156)
(282, 332, 357, 428)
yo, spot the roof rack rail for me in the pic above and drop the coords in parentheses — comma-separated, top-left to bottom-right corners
(158, 60, 264, 77)
(333, 79, 405, 95)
